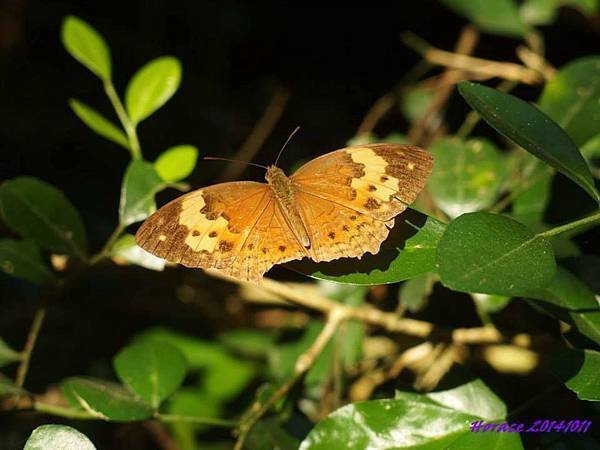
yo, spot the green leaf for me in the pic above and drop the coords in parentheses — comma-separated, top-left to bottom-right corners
(61, 377, 153, 421)
(0, 177, 87, 257)
(528, 267, 600, 345)
(166, 388, 223, 443)
(437, 212, 556, 295)
(398, 272, 437, 313)
(119, 160, 164, 227)
(219, 329, 277, 358)
(440, 0, 527, 37)
(458, 81, 600, 204)
(539, 56, 600, 147)
(69, 99, 129, 149)
(24, 425, 96, 450)
(290, 209, 446, 285)
(520, 0, 599, 25)
(472, 293, 511, 313)
(111, 233, 166, 271)
(0, 373, 24, 396)
(400, 85, 436, 123)
(511, 155, 554, 227)
(429, 137, 506, 218)
(61, 15, 111, 80)
(581, 133, 600, 179)
(154, 145, 198, 182)
(246, 417, 300, 450)
(0, 239, 55, 284)
(114, 340, 188, 409)
(300, 379, 523, 450)
(551, 349, 600, 401)
(0, 338, 20, 367)
(125, 56, 182, 125)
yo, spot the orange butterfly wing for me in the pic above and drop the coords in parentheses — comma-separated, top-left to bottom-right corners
(135, 182, 307, 282)
(291, 144, 433, 261)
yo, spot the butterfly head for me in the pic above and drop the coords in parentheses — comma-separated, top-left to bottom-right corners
(265, 165, 288, 185)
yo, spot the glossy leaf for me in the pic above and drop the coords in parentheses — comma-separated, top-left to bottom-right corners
(398, 272, 436, 312)
(0, 338, 20, 367)
(61, 378, 153, 421)
(440, 0, 527, 37)
(69, 99, 128, 149)
(551, 349, 600, 401)
(581, 133, 600, 179)
(125, 56, 182, 125)
(437, 212, 556, 296)
(290, 209, 446, 285)
(0, 177, 87, 257)
(528, 267, 600, 345)
(154, 145, 198, 182)
(24, 425, 96, 450)
(119, 160, 164, 227)
(429, 137, 506, 218)
(111, 233, 166, 271)
(61, 15, 111, 80)
(458, 81, 600, 204)
(0, 239, 55, 284)
(539, 56, 600, 147)
(300, 379, 522, 450)
(114, 339, 188, 409)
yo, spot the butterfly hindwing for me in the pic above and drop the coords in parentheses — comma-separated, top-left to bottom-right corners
(291, 144, 434, 221)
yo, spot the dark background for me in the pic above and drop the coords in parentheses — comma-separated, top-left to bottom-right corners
(0, 1, 599, 449)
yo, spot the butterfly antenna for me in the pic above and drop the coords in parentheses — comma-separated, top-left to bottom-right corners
(274, 126, 301, 166)
(203, 157, 268, 170)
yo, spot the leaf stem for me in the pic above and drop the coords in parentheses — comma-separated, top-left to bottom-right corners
(156, 413, 238, 428)
(34, 401, 97, 420)
(539, 210, 600, 238)
(15, 307, 46, 390)
(89, 223, 126, 265)
(104, 80, 142, 160)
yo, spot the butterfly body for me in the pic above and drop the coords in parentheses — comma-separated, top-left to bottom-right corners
(136, 144, 433, 283)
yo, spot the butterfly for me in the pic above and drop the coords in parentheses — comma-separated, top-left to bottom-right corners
(135, 143, 434, 283)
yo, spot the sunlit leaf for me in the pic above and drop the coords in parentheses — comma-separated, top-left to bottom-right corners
(114, 340, 188, 409)
(61, 377, 153, 421)
(61, 15, 111, 80)
(119, 160, 164, 227)
(0, 239, 55, 284)
(551, 349, 600, 401)
(429, 137, 506, 218)
(440, 0, 527, 37)
(458, 81, 599, 203)
(69, 99, 128, 149)
(0, 177, 87, 257)
(154, 145, 198, 182)
(291, 209, 446, 285)
(437, 212, 556, 296)
(125, 56, 182, 125)
(300, 379, 522, 450)
(24, 425, 96, 450)
(472, 293, 511, 313)
(111, 234, 165, 271)
(0, 338, 20, 367)
(539, 56, 600, 147)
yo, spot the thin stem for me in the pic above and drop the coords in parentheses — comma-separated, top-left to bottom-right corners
(89, 223, 126, 265)
(15, 308, 46, 390)
(156, 413, 238, 428)
(34, 401, 97, 420)
(104, 80, 142, 160)
(539, 210, 600, 238)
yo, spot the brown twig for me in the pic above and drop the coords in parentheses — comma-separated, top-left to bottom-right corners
(355, 93, 396, 137)
(218, 87, 289, 182)
(407, 26, 480, 146)
(402, 31, 544, 86)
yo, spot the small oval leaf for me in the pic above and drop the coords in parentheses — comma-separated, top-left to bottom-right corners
(24, 425, 96, 450)
(154, 145, 198, 182)
(119, 161, 164, 227)
(61, 15, 111, 80)
(0, 177, 87, 257)
(437, 212, 556, 296)
(551, 349, 600, 401)
(125, 56, 182, 125)
(69, 99, 129, 149)
(429, 137, 506, 218)
(458, 81, 600, 204)
(290, 209, 445, 285)
(114, 340, 188, 409)
(440, 0, 527, 37)
(0, 239, 55, 284)
(61, 377, 153, 421)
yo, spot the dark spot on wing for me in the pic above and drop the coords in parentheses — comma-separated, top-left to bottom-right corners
(328, 231, 335, 239)
(365, 198, 381, 210)
(368, 185, 377, 192)
(218, 241, 234, 252)
(208, 231, 217, 238)
(278, 245, 286, 252)
(192, 230, 201, 236)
